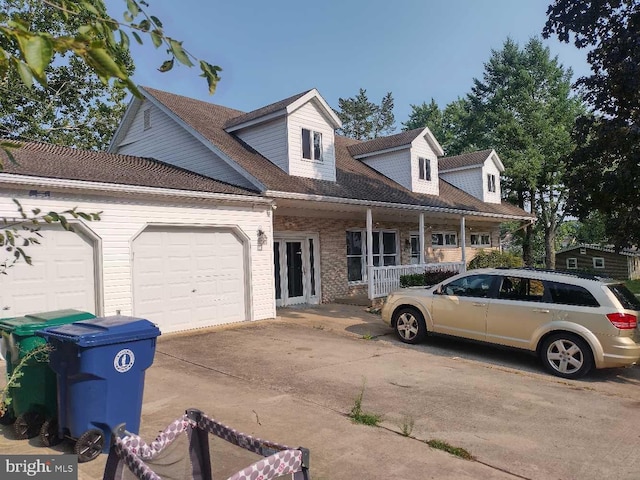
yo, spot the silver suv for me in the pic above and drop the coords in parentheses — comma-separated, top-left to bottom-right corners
(381, 268, 640, 379)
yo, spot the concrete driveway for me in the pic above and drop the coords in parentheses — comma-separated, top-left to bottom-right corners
(1, 304, 639, 480)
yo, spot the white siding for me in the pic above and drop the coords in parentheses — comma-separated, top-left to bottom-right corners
(440, 167, 484, 201)
(410, 135, 439, 196)
(0, 190, 275, 324)
(362, 149, 411, 190)
(287, 101, 336, 181)
(482, 160, 502, 204)
(115, 101, 255, 189)
(236, 117, 289, 173)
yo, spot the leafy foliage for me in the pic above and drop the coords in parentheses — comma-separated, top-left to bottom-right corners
(336, 88, 395, 140)
(399, 270, 457, 287)
(349, 379, 381, 426)
(0, 0, 222, 97)
(467, 250, 524, 270)
(544, 0, 640, 248)
(1, 199, 102, 275)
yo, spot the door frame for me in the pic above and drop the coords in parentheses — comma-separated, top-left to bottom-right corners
(274, 231, 321, 307)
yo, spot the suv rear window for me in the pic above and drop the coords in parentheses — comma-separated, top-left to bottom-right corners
(607, 284, 640, 310)
(546, 281, 599, 307)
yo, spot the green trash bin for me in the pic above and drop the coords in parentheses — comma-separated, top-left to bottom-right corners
(0, 309, 95, 442)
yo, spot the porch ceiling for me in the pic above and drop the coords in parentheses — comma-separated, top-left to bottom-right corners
(273, 198, 516, 227)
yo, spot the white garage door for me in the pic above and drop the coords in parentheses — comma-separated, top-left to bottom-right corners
(132, 228, 247, 333)
(0, 226, 97, 317)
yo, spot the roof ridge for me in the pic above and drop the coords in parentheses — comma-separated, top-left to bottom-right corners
(224, 89, 314, 129)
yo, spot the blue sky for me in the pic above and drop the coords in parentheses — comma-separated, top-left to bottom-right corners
(107, 0, 590, 129)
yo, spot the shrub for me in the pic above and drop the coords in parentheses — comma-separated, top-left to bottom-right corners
(400, 269, 457, 287)
(468, 250, 524, 270)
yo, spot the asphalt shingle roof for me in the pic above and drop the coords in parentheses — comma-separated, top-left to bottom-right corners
(223, 90, 312, 129)
(140, 87, 533, 218)
(346, 128, 425, 157)
(438, 149, 494, 171)
(0, 140, 258, 196)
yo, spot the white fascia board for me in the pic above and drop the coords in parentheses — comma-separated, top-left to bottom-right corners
(107, 95, 141, 152)
(439, 164, 484, 174)
(419, 126, 445, 157)
(224, 110, 287, 133)
(352, 144, 411, 160)
(489, 150, 505, 172)
(287, 89, 342, 129)
(139, 87, 267, 192)
(0, 173, 273, 206)
(266, 190, 535, 221)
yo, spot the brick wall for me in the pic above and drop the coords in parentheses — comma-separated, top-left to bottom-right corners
(274, 214, 501, 303)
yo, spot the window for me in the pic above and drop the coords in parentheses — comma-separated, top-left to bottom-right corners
(580, 247, 586, 254)
(547, 281, 599, 307)
(593, 257, 605, 269)
(498, 276, 545, 302)
(346, 230, 398, 282)
(410, 234, 420, 264)
(442, 274, 495, 298)
(607, 284, 640, 310)
(470, 233, 491, 247)
(302, 128, 322, 161)
(143, 109, 151, 130)
(418, 157, 431, 181)
(487, 173, 496, 193)
(566, 258, 577, 269)
(432, 231, 457, 247)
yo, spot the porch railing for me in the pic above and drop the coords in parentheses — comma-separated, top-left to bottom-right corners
(370, 262, 464, 299)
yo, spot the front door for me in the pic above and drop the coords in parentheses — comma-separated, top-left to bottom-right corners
(274, 236, 319, 306)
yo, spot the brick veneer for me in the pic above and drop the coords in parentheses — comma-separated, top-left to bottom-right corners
(274, 214, 500, 303)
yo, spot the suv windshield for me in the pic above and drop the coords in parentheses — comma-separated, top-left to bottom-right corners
(607, 284, 640, 310)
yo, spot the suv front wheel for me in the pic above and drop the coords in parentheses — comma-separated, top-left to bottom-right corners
(393, 307, 427, 344)
(540, 333, 593, 379)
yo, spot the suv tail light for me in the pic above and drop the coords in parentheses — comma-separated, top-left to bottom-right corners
(606, 313, 638, 330)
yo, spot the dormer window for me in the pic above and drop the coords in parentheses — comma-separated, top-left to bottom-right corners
(487, 173, 496, 192)
(302, 128, 322, 161)
(418, 157, 431, 181)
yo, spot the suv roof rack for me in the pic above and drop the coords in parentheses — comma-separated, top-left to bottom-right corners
(495, 266, 612, 282)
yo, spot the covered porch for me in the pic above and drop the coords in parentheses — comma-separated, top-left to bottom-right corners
(271, 196, 509, 306)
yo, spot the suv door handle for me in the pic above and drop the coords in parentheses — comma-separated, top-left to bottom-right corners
(473, 303, 487, 307)
(533, 309, 550, 313)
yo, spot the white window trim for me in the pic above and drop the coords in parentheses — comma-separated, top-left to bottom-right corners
(593, 257, 605, 269)
(566, 257, 578, 269)
(432, 231, 458, 248)
(470, 232, 491, 247)
(347, 229, 399, 284)
(418, 157, 431, 181)
(302, 128, 323, 162)
(487, 173, 496, 193)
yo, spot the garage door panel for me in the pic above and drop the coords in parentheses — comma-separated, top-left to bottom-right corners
(0, 227, 96, 316)
(133, 228, 247, 333)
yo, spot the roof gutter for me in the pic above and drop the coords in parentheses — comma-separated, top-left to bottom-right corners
(0, 174, 273, 206)
(265, 190, 534, 221)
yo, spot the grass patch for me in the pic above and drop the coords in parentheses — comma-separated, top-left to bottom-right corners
(362, 333, 373, 340)
(399, 414, 415, 437)
(349, 380, 381, 426)
(625, 279, 640, 294)
(425, 439, 474, 460)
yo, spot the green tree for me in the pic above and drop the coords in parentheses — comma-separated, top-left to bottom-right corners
(336, 88, 395, 140)
(544, 0, 640, 249)
(1, 0, 132, 148)
(456, 38, 584, 267)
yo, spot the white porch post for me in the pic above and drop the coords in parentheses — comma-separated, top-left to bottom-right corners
(366, 208, 374, 300)
(460, 215, 467, 271)
(419, 212, 425, 265)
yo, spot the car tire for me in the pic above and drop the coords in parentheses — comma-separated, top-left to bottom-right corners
(393, 307, 427, 344)
(540, 333, 593, 379)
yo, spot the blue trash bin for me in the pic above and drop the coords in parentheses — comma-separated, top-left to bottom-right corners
(37, 316, 161, 462)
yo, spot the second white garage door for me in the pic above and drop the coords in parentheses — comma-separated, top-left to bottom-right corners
(132, 227, 247, 333)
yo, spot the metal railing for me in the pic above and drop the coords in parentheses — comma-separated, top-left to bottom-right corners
(370, 262, 464, 298)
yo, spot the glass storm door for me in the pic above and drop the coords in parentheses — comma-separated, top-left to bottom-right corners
(274, 236, 318, 306)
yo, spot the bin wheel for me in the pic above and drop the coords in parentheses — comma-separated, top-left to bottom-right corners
(75, 428, 104, 463)
(40, 418, 62, 447)
(0, 409, 15, 425)
(13, 412, 45, 439)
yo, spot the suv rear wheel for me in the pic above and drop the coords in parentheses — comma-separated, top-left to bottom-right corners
(541, 333, 593, 379)
(393, 307, 427, 344)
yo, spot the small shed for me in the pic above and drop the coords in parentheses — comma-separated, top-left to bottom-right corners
(556, 244, 640, 280)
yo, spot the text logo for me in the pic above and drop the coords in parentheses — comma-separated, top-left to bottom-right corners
(114, 349, 135, 373)
(1, 455, 77, 479)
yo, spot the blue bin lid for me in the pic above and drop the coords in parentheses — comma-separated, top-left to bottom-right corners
(37, 316, 161, 347)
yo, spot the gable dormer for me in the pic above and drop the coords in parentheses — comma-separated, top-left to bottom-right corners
(438, 149, 504, 204)
(347, 127, 444, 196)
(224, 89, 341, 182)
